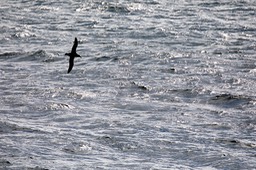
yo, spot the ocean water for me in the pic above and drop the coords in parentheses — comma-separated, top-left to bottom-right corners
(0, 0, 256, 169)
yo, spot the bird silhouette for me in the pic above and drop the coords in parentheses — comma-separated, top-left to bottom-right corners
(65, 37, 81, 73)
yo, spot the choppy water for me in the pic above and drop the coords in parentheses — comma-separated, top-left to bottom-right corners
(1, 0, 256, 169)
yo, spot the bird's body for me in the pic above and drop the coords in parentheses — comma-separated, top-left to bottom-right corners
(65, 37, 81, 73)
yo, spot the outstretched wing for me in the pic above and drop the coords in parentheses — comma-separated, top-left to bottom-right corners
(67, 57, 74, 73)
(71, 37, 78, 54)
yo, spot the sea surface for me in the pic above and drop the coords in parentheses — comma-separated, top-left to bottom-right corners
(0, 0, 256, 169)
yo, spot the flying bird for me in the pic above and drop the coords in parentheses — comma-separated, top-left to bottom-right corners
(65, 37, 81, 73)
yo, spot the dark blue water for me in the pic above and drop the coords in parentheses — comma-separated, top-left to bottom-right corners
(0, 0, 256, 169)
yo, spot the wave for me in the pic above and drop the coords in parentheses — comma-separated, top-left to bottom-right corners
(0, 50, 55, 63)
(97, 2, 130, 13)
(208, 93, 252, 108)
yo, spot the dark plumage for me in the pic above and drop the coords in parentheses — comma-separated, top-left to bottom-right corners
(65, 37, 81, 73)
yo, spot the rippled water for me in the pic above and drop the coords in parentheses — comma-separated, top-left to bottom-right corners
(1, 0, 256, 169)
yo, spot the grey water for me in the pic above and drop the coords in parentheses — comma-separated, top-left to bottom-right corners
(0, 0, 256, 169)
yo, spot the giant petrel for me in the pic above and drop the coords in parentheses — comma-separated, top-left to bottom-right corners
(65, 37, 81, 73)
